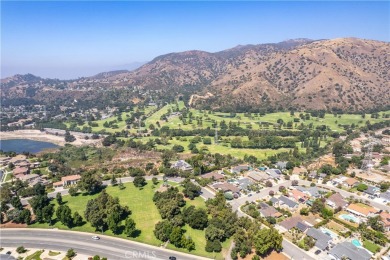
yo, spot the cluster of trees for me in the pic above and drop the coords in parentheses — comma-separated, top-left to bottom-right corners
(231, 136, 298, 149)
(84, 190, 135, 235)
(182, 179, 201, 199)
(153, 187, 196, 251)
(204, 192, 238, 253)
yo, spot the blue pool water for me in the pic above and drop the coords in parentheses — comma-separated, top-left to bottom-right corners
(352, 239, 362, 247)
(320, 227, 338, 238)
(339, 214, 360, 223)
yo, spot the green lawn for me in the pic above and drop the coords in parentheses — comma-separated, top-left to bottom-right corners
(25, 250, 44, 260)
(31, 181, 225, 259)
(363, 240, 380, 253)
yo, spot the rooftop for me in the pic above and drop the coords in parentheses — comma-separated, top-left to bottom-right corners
(329, 241, 371, 260)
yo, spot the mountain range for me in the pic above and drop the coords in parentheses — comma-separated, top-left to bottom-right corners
(2, 37, 389, 112)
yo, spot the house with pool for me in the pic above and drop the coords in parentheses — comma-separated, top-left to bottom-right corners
(343, 203, 379, 222)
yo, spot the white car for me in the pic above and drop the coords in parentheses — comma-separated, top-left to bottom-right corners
(92, 235, 100, 240)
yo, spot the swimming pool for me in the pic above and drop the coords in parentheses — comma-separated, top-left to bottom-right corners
(320, 227, 338, 239)
(339, 214, 360, 223)
(352, 239, 362, 247)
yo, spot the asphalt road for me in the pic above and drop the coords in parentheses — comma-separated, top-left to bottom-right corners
(0, 229, 209, 260)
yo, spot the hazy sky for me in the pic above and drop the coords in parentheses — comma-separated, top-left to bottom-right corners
(2, 1, 389, 79)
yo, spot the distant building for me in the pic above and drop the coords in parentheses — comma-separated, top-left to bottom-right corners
(278, 196, 298, 209)
(248, 170, 271, 182)
(258, 202, 282, 218)
(13, 167, 29, 176)
(201, 171, 225, 181)
(53, 174, 81, 188)
(17, 174, 40, 184)
(231, 165, 250, 174)
(328, 241, 372, 260)
(345, 203, 378, 218)
(326, 193, 348, 209)
(276, 161, 288, 170)
(213, 182, 240, 194)
(171, 160, 193, 172)
(306, 228, 332, 250)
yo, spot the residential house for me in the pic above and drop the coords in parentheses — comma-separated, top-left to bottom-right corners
(278, 196, 298, 210)
(17, 174, 40, 184)
(270, 197, 279, 205)
(289, 189, 308, 203)
(201, 171, 225, 181)
(53, 174, 81, 188)
(380, 211, 390, 232)
(247, 170, 270, 182)
(364, 185, 380, 197)
(231, 165, 250, 174)
(13, 167, 29, 176)
(279, 216, 303, 231)
(296, 186, 323, 198)
(292, 167, 307, 175)
(343, 178, 359, 188)
(328, 241, 372, 260)
(213, 182, 240, 194)
(380, 192, 390, 204)
(345, 203, 379, 218)
(276, 161, 288, 170)
(308, 171, 318, 179)
(326, 193, 348, 209)
(296, 221, 310, 232)
(266, 169, 282, 179)
(171, 160, 193, 172)
(237, 177, 254, 191)
(306, 228, 332, 250)
(258, 202, 282, 218)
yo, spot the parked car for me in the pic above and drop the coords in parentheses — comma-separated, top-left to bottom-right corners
(168, 257, 176, 260)
(315, 250, 321, 255)
(92, 236, 100, 240)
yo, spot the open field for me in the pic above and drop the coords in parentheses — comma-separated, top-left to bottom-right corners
(31, 181, 224, 259)
(363, 240, 380, 253)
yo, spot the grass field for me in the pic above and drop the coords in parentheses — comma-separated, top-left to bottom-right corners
(31, 181, 224, 259)
(25, 250, 44, 260)
(363, 240, 380, 253)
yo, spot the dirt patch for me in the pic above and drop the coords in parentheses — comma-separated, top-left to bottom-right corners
(0, 222, 28, 228)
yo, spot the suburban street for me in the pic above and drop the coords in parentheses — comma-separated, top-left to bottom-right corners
(16, 174, 389, 260)
(0, 229, 209, 260)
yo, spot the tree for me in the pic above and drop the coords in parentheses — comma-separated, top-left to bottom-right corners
(67, 187, 77, 196)
(269, 190, 275, 196)
(56, 192, 63, 205)
(133, 176, 146, 188)
(66, 249, 76, 258)
(357, 183, 368, 192)
(107, 211, 121, 234)
(172, 145, 185, 153)
(368, 216, 384, 232)
(16, 246, 26, 254)
(73, 211, 83, 226)
(154, 220, 173, 242)
(205, 225, 225, 241)
(183, 206, 208, 230)
(254, 228, 283, 256)
(291, 180, 298, 186)
(124, 217, 137, 237)
(17, 209, 31, 224)
(311, 199, 325, 213)
(57, 205, 73, 227)
(111, 174, 118, 186)
(42, 204, 54, 225)
(182, 236, 195, 251)
(152, 177, 159, 185)
(10, 196, 23, 210)
(205, 239, 222, 252)
(78, 171, 103, 194)
(65, 131, 76, 143)
(265, 181, 273, 187)
(0, 201, 9, 213)
(182, 179, 201, 199)
(169, 226, 184, 247)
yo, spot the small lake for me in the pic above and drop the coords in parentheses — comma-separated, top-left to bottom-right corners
(0, 139, 59, 154)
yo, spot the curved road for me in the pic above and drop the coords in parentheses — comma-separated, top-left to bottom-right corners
(0, 229, 209, 260)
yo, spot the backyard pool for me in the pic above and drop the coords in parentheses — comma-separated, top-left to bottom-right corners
(320, 227, 338, 239)
(339, 214, 360, 223)
(352, 239, 362, 247)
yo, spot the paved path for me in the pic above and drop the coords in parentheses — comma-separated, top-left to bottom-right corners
(0, 229, 209, 260)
